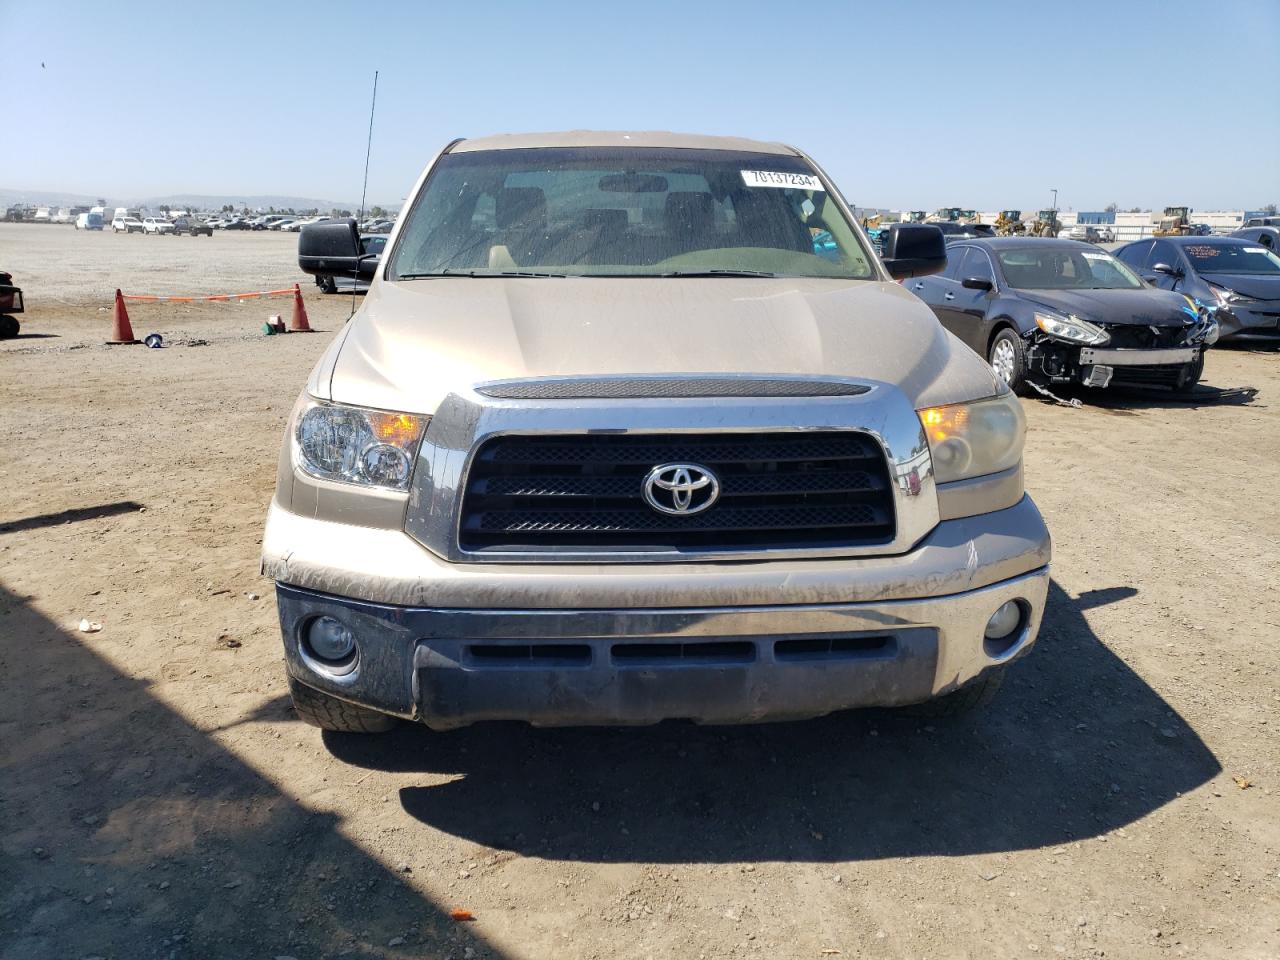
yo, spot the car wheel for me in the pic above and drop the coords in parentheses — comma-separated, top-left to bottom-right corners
(0, 315, 20, 339)
(318, 276, 338, 294)
(903, 668, 1006, 718)
(988, 327, 1027, 393)
(287, 675, 397, 733)
(1175, 352, 1206, 393)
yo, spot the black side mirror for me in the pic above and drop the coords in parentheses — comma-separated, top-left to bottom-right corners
(881, 224, 947, 279)
(1151, 262, 1182, 277)
(299, 219, 378, 279)
(961, 276, 994, 291)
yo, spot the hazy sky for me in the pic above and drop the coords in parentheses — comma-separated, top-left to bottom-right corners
(2, 0, 1277, 211)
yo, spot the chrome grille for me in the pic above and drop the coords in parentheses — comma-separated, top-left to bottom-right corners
(458, 431, 895, 553)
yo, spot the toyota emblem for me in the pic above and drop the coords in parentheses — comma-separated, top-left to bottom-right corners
(642, 463, 720, 516)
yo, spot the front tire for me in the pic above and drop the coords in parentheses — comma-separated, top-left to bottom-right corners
(287, 675, 397, 733)
(0, 315, 20, 339)
(1175, 352, 1205, 393)
(988, 327, 1028, 393)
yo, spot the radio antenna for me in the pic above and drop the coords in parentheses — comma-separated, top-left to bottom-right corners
(353, 70, 379, 317)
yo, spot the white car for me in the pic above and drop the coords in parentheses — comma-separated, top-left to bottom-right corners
(112, 216, 145, 234)
(142, 217, 176, 235)
(283, 216, 330, 232)
(268, 218, 299, 231)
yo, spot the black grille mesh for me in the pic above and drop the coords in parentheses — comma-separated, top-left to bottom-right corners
(459, 432, 895, 552)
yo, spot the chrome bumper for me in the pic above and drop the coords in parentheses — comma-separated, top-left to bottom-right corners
(269, 497, 1051, 729)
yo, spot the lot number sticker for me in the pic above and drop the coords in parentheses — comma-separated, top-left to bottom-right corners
(741, 170, 825, 190)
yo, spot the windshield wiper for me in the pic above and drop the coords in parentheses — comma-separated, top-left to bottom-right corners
(397, 269, 569, 280)
(659, 269, 778, 278)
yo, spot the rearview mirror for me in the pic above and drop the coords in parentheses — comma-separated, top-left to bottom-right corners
(881, 224, 947, 280)
(961, 276, 994, 291)
(299, 218, 378, 279)
(1151, 262, 1182, 277)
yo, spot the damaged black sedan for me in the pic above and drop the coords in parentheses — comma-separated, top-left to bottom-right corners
(907, 238, 1218, 393)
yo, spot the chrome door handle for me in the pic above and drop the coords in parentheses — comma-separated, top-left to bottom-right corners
(943, 292, 956, 300)
(912, 283, 925, 290)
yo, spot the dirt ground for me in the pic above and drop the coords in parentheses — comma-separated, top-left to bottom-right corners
(1, 222, 1278, 960)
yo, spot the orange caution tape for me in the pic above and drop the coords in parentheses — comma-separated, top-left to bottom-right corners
(121, 288, 297, 302)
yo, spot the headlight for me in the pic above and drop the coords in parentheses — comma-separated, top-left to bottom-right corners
(294, 400, 427, 490)
(1211, 285, 1253, 306)
(918, 392, 1026, 484)
(1034, 311, 1110, 345)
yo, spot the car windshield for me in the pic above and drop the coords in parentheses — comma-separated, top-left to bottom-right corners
(1182, 242, 1280, 276)
(995, 246, 1143, 290)
(386, 147, 873, 279)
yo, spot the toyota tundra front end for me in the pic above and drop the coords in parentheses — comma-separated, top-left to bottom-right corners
(263, 131, 1050, 733)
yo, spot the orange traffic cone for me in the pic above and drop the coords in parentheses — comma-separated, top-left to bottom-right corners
(106, 289, 140, 344)
(289, 283, 312, 333)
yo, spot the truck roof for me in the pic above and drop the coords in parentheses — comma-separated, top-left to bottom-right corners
(451, 130, 798, 155)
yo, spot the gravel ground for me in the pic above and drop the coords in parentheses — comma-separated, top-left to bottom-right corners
(1, 222, 1278, 960)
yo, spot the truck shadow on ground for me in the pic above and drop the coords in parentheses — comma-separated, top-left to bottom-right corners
(0, 583, 502, 960)
(330, 580, 1220, 864)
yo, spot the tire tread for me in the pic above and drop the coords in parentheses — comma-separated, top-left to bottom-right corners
(288, 675, 396, 733)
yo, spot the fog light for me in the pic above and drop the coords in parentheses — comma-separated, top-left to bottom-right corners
(306, 616, 356, 662)
(984, 601, 1023, 641)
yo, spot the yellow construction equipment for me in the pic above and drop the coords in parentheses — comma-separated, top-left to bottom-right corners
(861, 213, 882, 230)
(929, 207, 965, 222)
(995, 210, 1024, 235)
(1154, 206, 1192, 237)
(906, 211, 926, 223)
(1027, 209, 1060, 238)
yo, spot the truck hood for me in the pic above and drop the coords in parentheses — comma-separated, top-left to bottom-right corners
(1198, 272, 1280, 302)
(320, 276, 1002, 413)
(1017, 287, 1196, 327)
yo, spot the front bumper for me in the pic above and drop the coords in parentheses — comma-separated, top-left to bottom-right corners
(1029, 338, 1202, 390)
(268, 497, 1051, 729)
(1215, 304, 1280, 342)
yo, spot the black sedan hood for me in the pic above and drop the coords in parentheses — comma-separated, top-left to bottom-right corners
(1199, 272, 1280, 302)
(1016, 288, 1194, 327)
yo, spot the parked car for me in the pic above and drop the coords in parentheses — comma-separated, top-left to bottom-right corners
(1098, 226, 1115, 243)
(0, 270, 24, 338)
(1189, 223, 1213, 236)
(283, 216, 330, 232)
(930, 221, 995, 241)
(1243, 216, 1280, 228)
(1065, 225, 1104, 243)
(315, 235, 387, 293)
(171, 216, 213, 236)
(251, 215, 291, 231)
(268, 218, 299, 231)
(142, 217, 175, 235)
(1231, 226, 1280, 252)
(266, 131, 1051, 735)
(222, 218, 251, 231)
(1114, 236, 1280, 344)
(111, 216, 145, 234)
(907, 238, 1218, 393)
(75, 210, 105, 231)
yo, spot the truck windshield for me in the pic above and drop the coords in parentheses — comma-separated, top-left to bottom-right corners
(996, 247, 1143, 290)
(387, 147, 873, 279)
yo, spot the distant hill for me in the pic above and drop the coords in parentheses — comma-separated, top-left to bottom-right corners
(1, 187, 397, 214)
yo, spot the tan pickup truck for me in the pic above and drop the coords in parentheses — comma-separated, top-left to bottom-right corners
(263, 131, 1050, 733)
